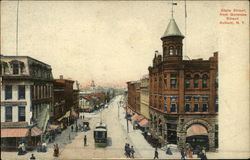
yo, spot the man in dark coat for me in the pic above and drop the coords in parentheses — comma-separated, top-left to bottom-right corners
(180, 147, 185, 159)
(153, 148, 159, 159)
(84, 135, 87, 146)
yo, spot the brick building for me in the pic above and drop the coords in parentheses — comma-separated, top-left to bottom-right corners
(127, 81, 141, 113)
(148, 18, 218, 151)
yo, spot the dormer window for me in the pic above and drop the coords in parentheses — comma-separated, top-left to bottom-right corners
(169, 46, 174, 55)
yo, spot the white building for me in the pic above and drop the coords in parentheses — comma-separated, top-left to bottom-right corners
(0, 55, 53, 150)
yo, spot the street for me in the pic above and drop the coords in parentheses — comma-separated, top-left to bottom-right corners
(1, 95, 206, 160)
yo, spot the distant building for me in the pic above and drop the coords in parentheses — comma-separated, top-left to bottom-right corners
(0, 55, 53, 150)
(148, 18, 218, 151)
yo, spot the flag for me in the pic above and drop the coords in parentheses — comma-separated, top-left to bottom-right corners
(173, 3, 177, 5)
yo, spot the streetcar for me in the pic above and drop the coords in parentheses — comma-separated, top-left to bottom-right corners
(93, 122, 107, 147)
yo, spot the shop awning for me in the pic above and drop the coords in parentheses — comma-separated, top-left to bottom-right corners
(31, 127, 42, 136)
(82, 106, 91, 110)
(186, 124, 208, 137)
(57, 111, 71, 121)
(1, 128, 29, 138)
(138, 119, 149, 127)
(131, 114, 139, 121)
(46, 124, 60, 131)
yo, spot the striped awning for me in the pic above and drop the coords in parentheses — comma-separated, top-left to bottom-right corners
(31, 127, 42, 136)
(138, 119, 149, 127)
(1, 128, 29, 138)
(187, 124, 208, 137)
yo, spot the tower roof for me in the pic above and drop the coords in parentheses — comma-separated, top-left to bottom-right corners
(161, 18, 184, 39)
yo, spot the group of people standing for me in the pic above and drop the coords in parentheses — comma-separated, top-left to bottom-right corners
(36, 141, 47, 152)
(124, 143, 135, 158)
(180, 146, 207, 160)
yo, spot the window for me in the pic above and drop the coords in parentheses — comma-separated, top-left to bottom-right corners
(164, 72, 167, 88)
(202, 74, 208, 88)
(185, 79, 190, 88)
(202, 103, 208, 112)
(215, 75, 218, 88)
(194, 96, 199, 101)
(185, 96, 191, 101)
(5, 85, 12, 100)
(170, 73, 177, 88)
(18, 85, 25, 99)
(194, 103, 199, 112)
(164, 97, 167, 112)
(185, 103, 190, 112)
(169, 46, 174, 55)
(202, 96, 208, 101)
(13, 63, 19, 74)
(170, 103, 177, 112)
(194, 74, 199, 88)
(18, 106, 26, 121)
(5, 106, 12, 122)
(215, 96, 218, 112)
(176, 46, 182, 55)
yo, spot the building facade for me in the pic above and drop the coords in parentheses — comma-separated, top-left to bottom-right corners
(140, 75, 150, 119)
(0, 55, 53, 149)
(148, 18, 218, 151)
(127, 81, 141, 113)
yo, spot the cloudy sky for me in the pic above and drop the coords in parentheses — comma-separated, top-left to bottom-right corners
(0, 1, 247, 88)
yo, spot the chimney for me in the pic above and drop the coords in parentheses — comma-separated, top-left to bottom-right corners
(60, 75, 63, 79)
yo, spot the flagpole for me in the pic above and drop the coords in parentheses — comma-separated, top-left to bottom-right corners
(184, 0, 187, 57)
(16, 0, 20, 56)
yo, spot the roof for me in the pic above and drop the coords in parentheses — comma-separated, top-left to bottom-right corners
(1, 128, 29, 138)
(161, 18, 184, 39)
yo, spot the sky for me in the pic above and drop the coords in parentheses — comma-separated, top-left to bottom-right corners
(0, 1, 245, 87)
(1, 1, 249, 152)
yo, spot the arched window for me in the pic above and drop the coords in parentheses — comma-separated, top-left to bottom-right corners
(194, 74, 199, 88)
(185, 74, 191, 88)
(202, 74, 208, 88)
(169, 46, 174, 55)
(176, 46, 182, 55)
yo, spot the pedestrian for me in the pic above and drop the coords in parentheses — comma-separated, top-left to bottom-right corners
(124, 143, 128, 156)
(21, 142, 26, 154)
(42, 142, 47, 152)
(84, 135, 87, 146)
(153, 148, 159, 159)
(30, 153, 36, 160)
(166, 147, 172, 155)
(71, 125, 74, 132)
(130, 145, 135, 158)
(36, 141, 41, 152)
(17, 143, 23, 155)
(180, 147, 185, 159)
(127, 144, 131, 158)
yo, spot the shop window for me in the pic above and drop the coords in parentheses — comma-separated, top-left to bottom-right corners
(18, 106, 26, 122)
(194, 103, 199, 112)
(5, 106, 12, 122)
(202, 74, 208, 88)
(5, 85, 12, 100)
(164, 97, 167, 112)
(18, 85, 25, 99)
(185, 103, 190, 112)
(194, 74, 199, 88)
(170, 103, 177, 112)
